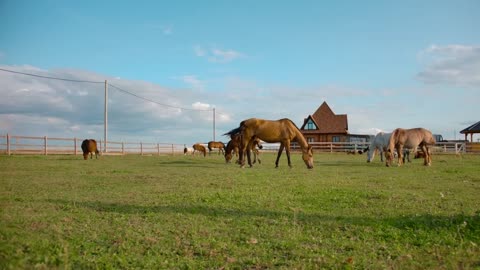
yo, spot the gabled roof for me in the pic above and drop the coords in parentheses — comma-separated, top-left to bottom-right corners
(460, 121, 480, 134)
(301, 101, 348, 134)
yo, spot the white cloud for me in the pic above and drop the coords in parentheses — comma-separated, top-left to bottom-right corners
(209, 48, 243, 63)
(194, 45, 206, 57)
(417, 44, 480, 87)
(192, 101, 210, 110)
(0, 65, 223, 143)
(180, 75, 205, 90)
(194, 46, 244, 63)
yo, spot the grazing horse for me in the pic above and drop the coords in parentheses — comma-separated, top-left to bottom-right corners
(366, 132, 391, 162)
(192, 143, 207, 157)
(225, 134, 262, 164)
(81, 139, 99, 160)
(385, 128, 436, 167)
(207, 141, 225, 155)
(225, 118, 313, 169)
(183, 145, 194, 155)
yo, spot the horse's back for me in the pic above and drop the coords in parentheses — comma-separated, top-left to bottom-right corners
(392, 128, 435, 147)
(240, 118, 297, 142)
(81, 139, 98, 153)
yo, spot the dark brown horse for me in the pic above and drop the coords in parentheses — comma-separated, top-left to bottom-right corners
(207, 141, 225, 155)
(225, 118, 313, 169)
(385, 128, 435, 167)
(192, 143, 207, 157)
(81, 139, 99, 160)
(225, 134, 262, 164)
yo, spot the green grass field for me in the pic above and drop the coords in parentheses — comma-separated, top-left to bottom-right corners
(1, 152, 479, 269)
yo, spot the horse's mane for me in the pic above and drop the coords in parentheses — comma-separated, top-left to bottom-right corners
(281, 118, 301, 132)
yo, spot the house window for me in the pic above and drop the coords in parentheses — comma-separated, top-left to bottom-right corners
(305, 119, 316, 130)
(332, 136, 340, 142)
(307, 137, 314, 143)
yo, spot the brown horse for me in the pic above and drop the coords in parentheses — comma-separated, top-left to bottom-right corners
(81, 139, 99, 160)
(225, 134, 262, 164)
(207, 141, 225, 155)
(225, 118, 313, 169)
(385, 128, 436, 167)
(192, 143, 207, 157)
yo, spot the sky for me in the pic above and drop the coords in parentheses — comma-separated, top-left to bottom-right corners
(1, 0, 479, 145)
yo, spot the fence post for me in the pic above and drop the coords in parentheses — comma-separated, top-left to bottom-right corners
(140, 142, 143, 156)
(6, 133, 10, 156)
(98, 140, 102, 153)
(157, 143, 160, 156)
(44, 136, 48, 155)
(74, 138, 77, 155)
(122, 142, 125, 155)
(330, 143, 333, 153)
(172, 144, 174, 155)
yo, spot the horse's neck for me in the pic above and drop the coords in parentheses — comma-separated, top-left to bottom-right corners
(294, 128, 309, 150)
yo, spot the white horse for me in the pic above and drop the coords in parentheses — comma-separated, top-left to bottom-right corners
(183, 145, 194, 155)
(366, 132, 391, 162)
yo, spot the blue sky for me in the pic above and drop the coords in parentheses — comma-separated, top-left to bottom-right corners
(1, 0, 479, 144)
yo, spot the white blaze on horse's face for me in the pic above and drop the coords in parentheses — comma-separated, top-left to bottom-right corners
(302, 146, 314, 169)
(385, 149, 394, 167)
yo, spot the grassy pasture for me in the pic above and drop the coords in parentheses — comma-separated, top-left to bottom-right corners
(1, 152, 479, 269)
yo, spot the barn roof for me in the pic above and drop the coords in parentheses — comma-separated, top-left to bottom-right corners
(302, 101, 348, 134)
(460, 121, 480, 134)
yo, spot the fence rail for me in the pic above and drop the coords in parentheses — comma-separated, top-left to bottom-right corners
(0, 134, 476, 156)
(0, 134, 185, 156)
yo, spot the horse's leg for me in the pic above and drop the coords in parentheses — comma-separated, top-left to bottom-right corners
(275, 144, 285, 168)
(285, 141, 292, 168)
(239, 139, 248, 168)
(397, 146, 403, 166)
(420, 144, 430, 166)
(257, 149, 261, 164)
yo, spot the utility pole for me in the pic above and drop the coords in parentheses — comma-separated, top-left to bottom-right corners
(104, 80, 108, 153)
(213, 107, 216, 141)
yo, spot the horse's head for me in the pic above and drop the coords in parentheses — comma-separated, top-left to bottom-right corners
(224, 151, 233, 163)
(366, 146, 374, 162)
(385, 148, 394, 167)
(302, 145, 314, 169)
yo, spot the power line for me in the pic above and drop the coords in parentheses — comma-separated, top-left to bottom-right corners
(108, 83, 213, 112)
(0, 68, 104, 84)
(0, 67, 228, 114)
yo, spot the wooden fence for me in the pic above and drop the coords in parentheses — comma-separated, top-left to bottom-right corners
(0, 134, 474, 156)
(0, 134, 185, 156)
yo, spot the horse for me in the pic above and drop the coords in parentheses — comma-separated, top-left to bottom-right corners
(225, 118, 313, 169)
(192, 143, 207, 157)
(207, 141, 225, 155)
(183, 145, 194, 155)
(81, 139, 99, 160)
(225, 134, 262, 164)
(366, 132, 391, 162)
(385, 128, 436, 167)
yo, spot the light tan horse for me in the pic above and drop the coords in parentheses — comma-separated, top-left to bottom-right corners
(207, 141, 225, 155)
(192, 143, 207, 157)
(225, 118, 313, 169)
(224, 134, 262, 164)
(385, 128, 436, 167)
